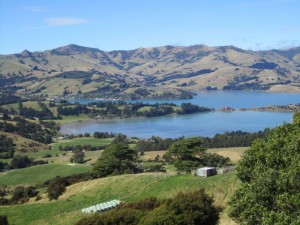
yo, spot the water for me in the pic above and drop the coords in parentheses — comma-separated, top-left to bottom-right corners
(70, 91, 300, 109)
(62, 91, 299, 138)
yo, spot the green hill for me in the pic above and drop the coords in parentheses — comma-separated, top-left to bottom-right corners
(0, 172, 239, 225)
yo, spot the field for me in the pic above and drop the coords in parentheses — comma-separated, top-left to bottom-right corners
(51, 137, 113, 151)
(0, 172, 239, 225)
(52, 114, 91, 125)
(0, 164, 92, 186)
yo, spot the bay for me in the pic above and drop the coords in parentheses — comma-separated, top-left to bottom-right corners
(69, 91, 300, 109)
(62, 91, 299, 138)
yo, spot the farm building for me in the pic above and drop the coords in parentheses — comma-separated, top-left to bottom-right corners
(196, 167, 217, 177)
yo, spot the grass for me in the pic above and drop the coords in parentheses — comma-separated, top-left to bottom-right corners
(23, 101, 43, 111)
(0, 172, 239, 225)
(17, 148, 63, 159)
(51, 137, 113, 151)
(53, 114, 91, 125)
(0, 163, 92, 186)
(137, 106, 154, 112)
(0, 146, 244, 224)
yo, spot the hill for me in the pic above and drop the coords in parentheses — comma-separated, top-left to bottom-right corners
(0, 172, 239, 225)
(1, 44, 300, 99)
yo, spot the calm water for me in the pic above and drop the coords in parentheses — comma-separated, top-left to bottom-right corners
(70, 91, 300, 109)
(63, 91, 299, 138)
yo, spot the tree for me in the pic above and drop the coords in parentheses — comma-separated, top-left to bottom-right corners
(2, 112, 9, 120)
(10, 155, 31, 169)
(70, 151, 85, 164)
(229, 112, 300, 225)
(165, 137, 206, 172)
(11, 186, 38, 203)
(92, 143, 139, 178)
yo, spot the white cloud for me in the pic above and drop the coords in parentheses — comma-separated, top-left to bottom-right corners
(46, 17, 89, 26)
(24, 6, 45, 12)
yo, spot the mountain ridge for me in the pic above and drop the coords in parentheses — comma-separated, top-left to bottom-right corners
(0, 44, 300, 98)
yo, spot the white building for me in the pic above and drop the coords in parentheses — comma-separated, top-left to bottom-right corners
(196, 167, 217, 177)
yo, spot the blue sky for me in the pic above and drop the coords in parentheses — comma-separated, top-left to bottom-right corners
(0, 0, 300, 54)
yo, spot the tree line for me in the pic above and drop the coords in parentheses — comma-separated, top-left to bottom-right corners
(0, 118, 57, 144)
(135, 130, 270, 153)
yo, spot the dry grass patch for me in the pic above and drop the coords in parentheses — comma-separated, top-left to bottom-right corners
(141, 151, 166, 161)
(207, 147, 248, 163)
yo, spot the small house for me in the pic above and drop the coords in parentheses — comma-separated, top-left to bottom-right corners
(196, 167, 217, 177)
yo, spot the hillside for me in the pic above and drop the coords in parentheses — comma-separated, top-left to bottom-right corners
(0, 172, 239, 225)
(1, 44, 300, 99)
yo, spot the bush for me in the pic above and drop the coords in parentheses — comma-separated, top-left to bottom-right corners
(11, 186, 38, 204)
(47, 177, 69, 200)
(0, 215, 9, 225)
(76, 189, 220, 225)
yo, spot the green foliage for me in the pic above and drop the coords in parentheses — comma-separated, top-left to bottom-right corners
(178, 102, 211, 114)
(166, 137, 230, 172)
(0, 173, 238, 225)
(0, 118, 56, 144)
(92, 143, 139, 178)
(76, 189, 220, 225)
(167, 137, 206, 161)
(135, 136, 174, 152)
(11, 186, 38, 204)
(229, 112, 300, 225)
(0, 135, 15, 159)
(10, 155, 31, 169)
(70, 151, 85, 163)
(47, 177, 69, 200)
(201, 129, 270, 148)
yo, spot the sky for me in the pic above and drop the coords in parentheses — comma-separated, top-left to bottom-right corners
(0, 0, 300, 54)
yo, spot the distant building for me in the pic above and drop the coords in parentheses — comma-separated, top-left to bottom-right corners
(196, 167, 217, 177)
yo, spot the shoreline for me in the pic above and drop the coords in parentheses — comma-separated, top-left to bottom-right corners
(56, 103, 300, 126)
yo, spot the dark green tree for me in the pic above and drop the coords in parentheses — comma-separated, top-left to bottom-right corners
(92, 143, 139, 178)
(10, 155, 31, 169)
(229, 112, 300, 225)
(70, 151, 85, 164)
(165, 137, 206, 172)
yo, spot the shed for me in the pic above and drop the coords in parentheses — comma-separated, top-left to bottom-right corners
(196, 167, 217, 177)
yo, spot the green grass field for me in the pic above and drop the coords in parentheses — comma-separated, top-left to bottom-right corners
(0, 163, 92, 186)
(54, 114, 91, 125)
(0, 172, 239, 225)
(51, 137, 113, 151)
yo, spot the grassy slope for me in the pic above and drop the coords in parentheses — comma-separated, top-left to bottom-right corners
(0, 146, 244, 224)
(51, 137, 113, 151)
(0, 164, 92, 186)
(0, 173, 239, 225)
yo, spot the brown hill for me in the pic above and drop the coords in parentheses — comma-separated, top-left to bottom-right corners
(1, 44, 300, 98)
